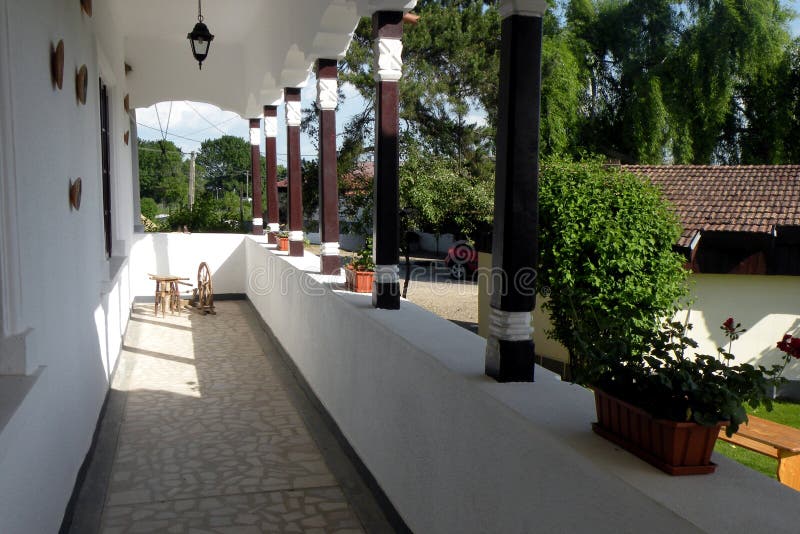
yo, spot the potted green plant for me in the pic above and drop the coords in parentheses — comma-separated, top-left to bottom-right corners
(574, 315, 785, 475)
(276, 227, 289, 251)
(345, 238, 374, 293)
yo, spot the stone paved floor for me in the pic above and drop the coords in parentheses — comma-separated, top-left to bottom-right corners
(78, 300, 391, 534)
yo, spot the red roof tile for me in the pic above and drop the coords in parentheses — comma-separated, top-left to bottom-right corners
(623, 165, 800, 247)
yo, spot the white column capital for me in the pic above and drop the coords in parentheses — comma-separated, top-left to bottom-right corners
(288, 230, 304, 242)
(264, 116, 278, 138)
(488, 308, 533, 342)
(374, 37, 403, 82)
(252, 217, 263, 226)
(498, 0, 548, 19)
(249, 126, 260, 146)
(317, 78, 338, 111)
(267, 222, 280, 232)
(320, 242, 340, 256)
(285, 101, 302, 127)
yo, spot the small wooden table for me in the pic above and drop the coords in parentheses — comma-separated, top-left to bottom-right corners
(148, 274, 190, 317)
(719, 415, 800, 491)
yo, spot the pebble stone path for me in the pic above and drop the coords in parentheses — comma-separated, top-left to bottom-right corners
(89, 300, 384, 533)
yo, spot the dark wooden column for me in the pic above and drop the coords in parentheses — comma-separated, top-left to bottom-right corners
(485, 0, 547, 383)
(371, 11, 403, 309)
(249, 118, 263, 235)
(263, 105, 279, 244)
(285, 88, 304, 257)
(317, 59, 340, 275)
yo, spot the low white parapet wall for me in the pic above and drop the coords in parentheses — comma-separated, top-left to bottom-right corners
(244, 236, 800, 533)
(129, 233, 249, 297)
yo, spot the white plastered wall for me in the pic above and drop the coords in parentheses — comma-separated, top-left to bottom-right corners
(128, 233, 248, 298)
(0, 1, 136, 532)
(674, 274, 800, 379)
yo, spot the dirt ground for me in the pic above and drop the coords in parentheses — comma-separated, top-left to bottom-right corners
(399, 261, 479, 333)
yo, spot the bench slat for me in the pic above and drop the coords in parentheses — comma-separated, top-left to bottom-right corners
(728, 415, 800, 453)
(718, 430, 779, 458)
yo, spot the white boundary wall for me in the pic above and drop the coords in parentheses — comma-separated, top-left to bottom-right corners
(129, 233, 247, 297)
(245, 237, 800, 534)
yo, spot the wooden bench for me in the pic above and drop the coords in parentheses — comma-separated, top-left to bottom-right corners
(718, 415, 800, 491)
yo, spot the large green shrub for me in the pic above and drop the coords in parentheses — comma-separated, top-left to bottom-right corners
(537, 157, 689, 381)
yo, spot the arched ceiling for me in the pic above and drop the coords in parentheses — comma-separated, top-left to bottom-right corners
(112, 0, 415, 118)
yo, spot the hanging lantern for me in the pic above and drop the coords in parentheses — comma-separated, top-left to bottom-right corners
(187, 0, 214, 70)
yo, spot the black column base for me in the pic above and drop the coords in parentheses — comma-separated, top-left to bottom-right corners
(372, 281, 400, 309)
(485, 338, 535, 382)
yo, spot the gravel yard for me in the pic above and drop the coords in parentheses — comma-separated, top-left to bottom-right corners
(400, 261, 479, 333)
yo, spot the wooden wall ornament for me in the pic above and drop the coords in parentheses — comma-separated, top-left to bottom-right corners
(69, 178, 82, 210)
(124, 131, 129, 145)
(123, 94, 130, 113)
(50, 40, 64, 89)
(80, 0, 92, 17)
(75, 65, 88, 104)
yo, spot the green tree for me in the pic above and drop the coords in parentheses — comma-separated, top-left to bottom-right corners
(736, 37, 800, 163)
(140, 197, 159, 220)
(566, 0, 793, 163)
(196, 135, 251, 193)
(537, 157, 689, 377)
(138, 139, 186, 203)
(399, 142, 493, 238)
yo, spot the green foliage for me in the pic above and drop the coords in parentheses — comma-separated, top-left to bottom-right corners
(337, 0, 799, 166)
(350, 238, 375, 271)
(540, 32, 588, 156)
(196, 135, 251, 192)
(301, 159, 319, 224)
(139, 197, 159, 221)
(166, 192, 242, 233)
(580, 318, 782, 435)
(138, 139, 187, 203)
(566, 0, 794, 163)
(399, 142, 493, 238)
(537, 157, 689, 363)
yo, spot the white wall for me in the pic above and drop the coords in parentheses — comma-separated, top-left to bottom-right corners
(129, 233, 248, 297)
(0, 2, 136, 532)
(416, 231, 455, 254)
(675, 274, 800, 379)
(245, 237, 800, 534)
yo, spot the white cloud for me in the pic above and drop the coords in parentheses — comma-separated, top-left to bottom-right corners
(135, 101, 247, 154)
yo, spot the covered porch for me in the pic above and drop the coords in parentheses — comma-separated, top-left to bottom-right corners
(2, 0, 800, 532)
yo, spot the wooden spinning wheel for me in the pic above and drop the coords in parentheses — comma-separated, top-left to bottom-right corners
(194, 262, 215, 314)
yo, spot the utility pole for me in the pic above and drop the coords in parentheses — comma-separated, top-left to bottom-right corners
(188, 151, 196, 209)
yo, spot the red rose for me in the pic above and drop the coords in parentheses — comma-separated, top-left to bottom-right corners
(722, 317, 736, 334)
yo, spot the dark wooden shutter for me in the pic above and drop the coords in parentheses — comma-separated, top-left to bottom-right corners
(99, 79, 112, 257)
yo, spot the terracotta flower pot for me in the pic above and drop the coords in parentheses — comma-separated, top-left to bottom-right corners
(592, 389, 723, 475)
(345, 266, 374, 293)
(278, 237, 289, 251)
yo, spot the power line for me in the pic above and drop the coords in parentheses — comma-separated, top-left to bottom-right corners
(136, 121, 204, 144)
(184, 115, 238, 137)
(184, 101, 232, 135)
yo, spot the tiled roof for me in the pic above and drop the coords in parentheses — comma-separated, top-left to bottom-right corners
(623, 165, 800, 248)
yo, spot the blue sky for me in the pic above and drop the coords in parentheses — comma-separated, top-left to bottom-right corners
(137, 3, 800, 165)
